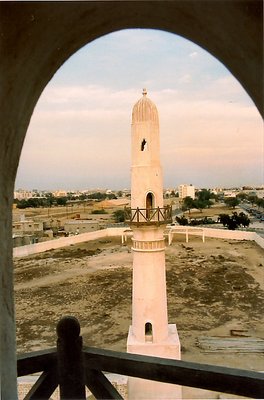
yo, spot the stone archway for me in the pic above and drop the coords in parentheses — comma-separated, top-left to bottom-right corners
(0, 1, 262, 396)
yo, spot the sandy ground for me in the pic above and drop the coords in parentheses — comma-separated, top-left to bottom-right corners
(14, 234, 264, 375)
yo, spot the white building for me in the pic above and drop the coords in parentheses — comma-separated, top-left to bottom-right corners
(223, 190, 237, 198)
(12, 217, 44, 247)
(126, 90, 181, 399)
(178, 184, 195, 200)
(12, 219, 43, 235)
(52, 190, 67, 197)
(14, 190, 34, 200)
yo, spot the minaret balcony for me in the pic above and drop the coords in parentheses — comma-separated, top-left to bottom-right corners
(124, 205, 172, 226)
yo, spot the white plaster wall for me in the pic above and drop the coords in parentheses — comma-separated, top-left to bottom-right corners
(132, 249, 168, 342)
(252, 232, 264, 249)
(13, 228, 127, 258)
(127, 324, 182, 399)
(131, 122, 160, 167)
(203, 227, 258, 241)
(168, 226, 264, 249)
(131, 113, 163, 210)
(131, 166, 164, 209)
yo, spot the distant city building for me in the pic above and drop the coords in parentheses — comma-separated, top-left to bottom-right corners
(242, 186, 254, 190)
(53, 190, 67, 197)
(178, 184, 195, 200)
(122, 188, 130, 197)
(14, 190, 34, 200)
(164, 190, 172, 198)
(242, 189, 264, 199)
(211, 188, 224, 194)
(223, 190, 237, 198)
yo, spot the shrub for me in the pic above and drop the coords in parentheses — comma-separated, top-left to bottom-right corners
(91, 209, 107, 214)
(176, 216, 188, 226)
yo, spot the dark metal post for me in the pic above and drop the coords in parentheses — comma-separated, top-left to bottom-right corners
(56, 316, 86, 400)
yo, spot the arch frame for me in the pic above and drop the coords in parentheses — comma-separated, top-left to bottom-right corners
(0, 1, 262, 396)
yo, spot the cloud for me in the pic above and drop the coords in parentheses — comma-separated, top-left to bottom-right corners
(40, 85, 137, 110)
(178, 74, 192, 84)
(189, 51, 198, 58)
(21, 81, 262, 190)
(16, 29, 263, 190)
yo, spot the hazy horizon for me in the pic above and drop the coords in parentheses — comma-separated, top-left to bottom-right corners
(15, 29, 263, 191)
(14, 184, 264, 193)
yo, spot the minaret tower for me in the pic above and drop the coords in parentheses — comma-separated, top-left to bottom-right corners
(126, 90, 181, 399)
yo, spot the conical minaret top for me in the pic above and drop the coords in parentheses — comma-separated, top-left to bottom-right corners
(132, 88, 159, 124)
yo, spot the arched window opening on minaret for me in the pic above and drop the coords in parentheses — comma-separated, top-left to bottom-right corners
(141, 138, 148, 151)
(146, 192, 154, 219)
(145, 322, 153, 342)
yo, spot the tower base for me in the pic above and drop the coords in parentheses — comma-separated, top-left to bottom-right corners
(127, 324, 182, 399)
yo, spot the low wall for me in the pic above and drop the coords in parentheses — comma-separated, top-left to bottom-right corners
(202, 227, 256, 241)
(167, 226, 264, 249)
(13, 226, 264, 258)
(13, 227, 127, 258)
(252, 232, 264, 249)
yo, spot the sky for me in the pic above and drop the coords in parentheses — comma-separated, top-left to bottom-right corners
(15, 29, 263, 191)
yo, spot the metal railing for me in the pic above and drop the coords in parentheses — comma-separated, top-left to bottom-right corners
(124, 206, 172, 225)
(17, 316, 264, 399)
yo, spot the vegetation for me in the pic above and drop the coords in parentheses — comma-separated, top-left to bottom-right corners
(175, 216, 188, 225)
(182, 189, 214, 214)
(224, 193, 264, 210)
(218, 212, 250, 230)
(224, 197, 240, 209)
(113, 209, 125, 223)
(164, 190, 177, 198)
(182, 196, 194, 214)
(257, 198, 264, 209)
(86, 192, 117, 200)
(15, 196, 58, 209)
(189, 217, 215, 226)
(176, 209, 250, 230)
(176, 215, 215, 226)
(14, 191, 117, 209)
(236, 192, 248, 201)
(91, 209, 108, 214)
(180, 189, 263, 216)
(250, 196, 264, 209)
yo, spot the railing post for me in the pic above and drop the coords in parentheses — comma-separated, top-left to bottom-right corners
(56, 316, 86, 400)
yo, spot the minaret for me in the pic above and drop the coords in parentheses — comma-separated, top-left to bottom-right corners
(126, 90, 181, 399)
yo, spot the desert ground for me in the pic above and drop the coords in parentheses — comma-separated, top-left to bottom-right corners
(14, 234, 264, 376)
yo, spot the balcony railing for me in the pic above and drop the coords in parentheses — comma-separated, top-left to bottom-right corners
(124, 206, 172, 226)
(17, 316, 264, 399)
